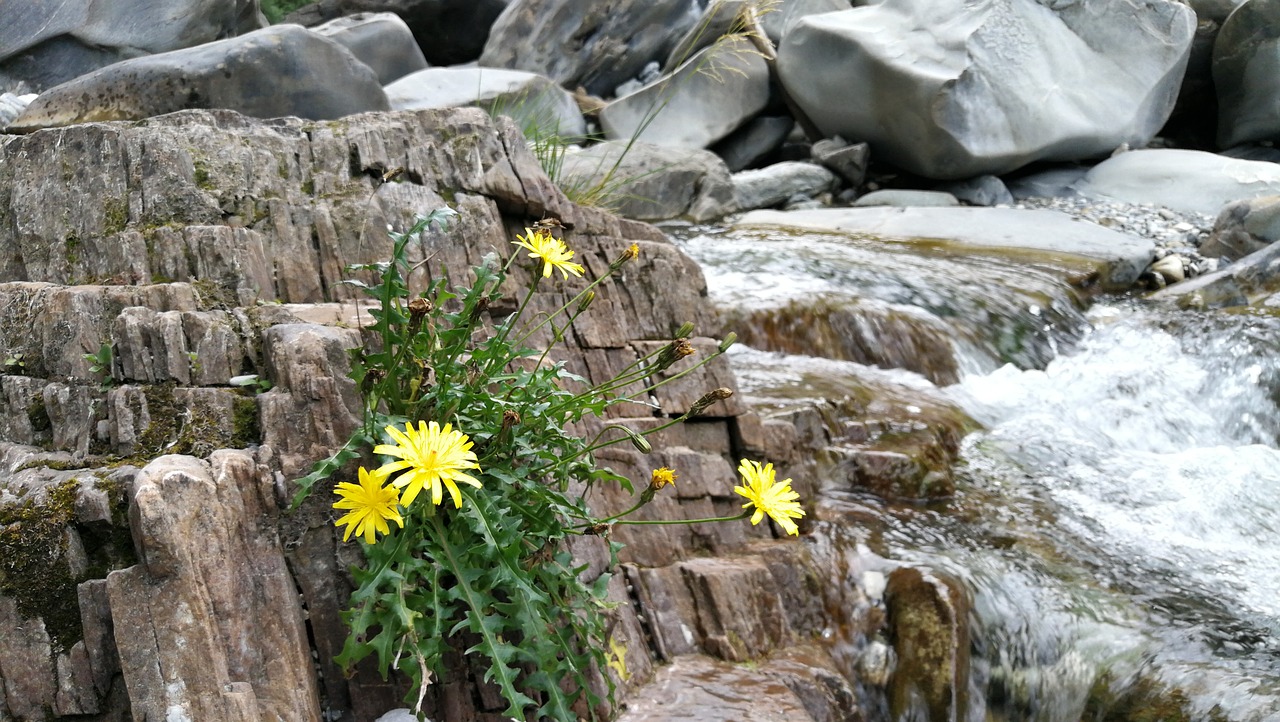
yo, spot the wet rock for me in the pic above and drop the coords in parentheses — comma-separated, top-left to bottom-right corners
(284, 0, 509, 66)
(9, 26, 389, 132)
(733, 162, 839, 211)
(310, 12, 428, 84)
(853, 190, 959, 208)
(0, 0, 264, 93)
(1202, 194, 1280, 261)
(387, 67, 586, 139)
(1213, 0, 1280, 148)
(616, 654, 818, 722)
(1147, 238, 1280, 309)
(1071, 149, 1280, 217)
(664, 0, 746, 70)
(1150, 254, 1186, 284)
(738, 206, 1155, 291)
(558, 141, 738, 222)
(778, 0, 1193, 179)
(885, 567, 969, 722)
(480, 0, 699, 97)
(600, 37, 771, 150)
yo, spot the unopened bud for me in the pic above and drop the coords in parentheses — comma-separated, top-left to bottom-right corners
(718, 332, 737, 353)
(624, 427, 652, 453)
(577, 290, 596, 314)
(674, 322, 695, 339)
(687, 387, 734, 417)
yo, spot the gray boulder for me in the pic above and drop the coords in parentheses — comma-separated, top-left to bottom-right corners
(1201, 195, 1280, 260)
(0, 93, 34, 129)
(760, 0, 851, 44)
(811, 136, 869, 188)
(0, 0, 265, 92)
(1214, 0, 1280, 147)
(853, 190, 959, 208)
(480, 0, 700, 97)
(8, 25, 389, 132)
(386, 67, 586, 139)
(599, 37, 770, 149)
(1147, 239, 1280, 308)
(283, 0, 509, 65)
(1071, 149, 1280, 216)
(664, 0, 747, 70)
(777, 0, 1195, 179)
(732, 162, 838, 211)
(310, 12, 428, 85)
(737, 207, 1155, 290)
(558, 141, 738, 222)
(941, 175, 1014, 207)
(714, 116, 795, 172)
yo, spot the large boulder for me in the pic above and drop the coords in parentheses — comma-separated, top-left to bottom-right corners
(282, 0, 509, 65)
(558, 141, 738, 222)
(309, 12, 428, 85)
(777, 0, 1195, 179)
(479, 0, 700, 97)
(599, 37, 770, 149)
(7, 25, 388, 132)
(0, 0, 265, 93)
(1201, 195, 1280, 260)
(1213, 0, 1280, 148)
(1070, 149, 1280, 216)
(386, 67, 586, 139)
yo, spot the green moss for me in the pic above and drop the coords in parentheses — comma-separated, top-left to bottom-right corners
(231, 397, 260, 448)
(0, 479, 85, 652)
(102, 198, 128, 235)
(1084, 672, 1230, 722)
(301, 178, 315, 195)
(26, 400, 50, 436)
(191, 278, 236, 311)
(193, 160, 214, 190)
(65, 232, 81, 266)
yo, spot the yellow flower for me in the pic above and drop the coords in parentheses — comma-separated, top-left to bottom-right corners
(512, 227, 585, 279)
(650, 467, 677, 490)
(373, 421, 482, 508)
(607, 634, 631, 682)
(734, 459, 804, 536)
(333, 467, 404, 543)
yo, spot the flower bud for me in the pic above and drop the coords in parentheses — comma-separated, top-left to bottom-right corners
(687, 387, 734, 417)
(674, 322, 695, 339)
(577, 290, 596, 314)
(718, 332, 737, 353)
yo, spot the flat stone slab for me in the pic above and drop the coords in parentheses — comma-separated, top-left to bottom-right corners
(615, 654, 816, 722)
(1071, 149, 1280, 216)
(736, 206, 1154, 290)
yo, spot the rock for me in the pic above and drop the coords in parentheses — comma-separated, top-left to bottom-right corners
(1070, 149, 1280, 216)
(283, 0, 508, 65)
(733, 161, 838, 211)
(8, 25, 389, 132)
(558, 141, 738, 222)
(0, 0, 265, 93)
(760, 0, 852, 45)
(941, 174, 1014, 207)
(480, 0, 699, 97)
(309, 12, 428, 85)
(1007, 166, 1089, 200)
(616, 654, 818, 722)
(737, 206, 1155, 290)
(1150, 254, 1186, 284)
(713, 116, 795, 172)
(600, 37, 770, 150)
(1147, 238, 1280, 308)
(386, 67, 586, 139)
(777, 0, 1195, 179)
(885, 567, 969, 722)
(108, 453, 320, 721)
(810, 136, 869, 188)
(1202, 195, 1280, 261)
(0, 92, 34, 129)
(664, 0, 747, 70)
(853, 190, 960, 208)
(1214, 0, 1280, 147)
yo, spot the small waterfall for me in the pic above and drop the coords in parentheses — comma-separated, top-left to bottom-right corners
(673, 222, 1280, 721)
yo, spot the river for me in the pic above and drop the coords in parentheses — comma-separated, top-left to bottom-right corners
(669, 222, 1280, 721)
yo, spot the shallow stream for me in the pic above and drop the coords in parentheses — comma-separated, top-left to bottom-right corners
(669, 222, 1280, 721)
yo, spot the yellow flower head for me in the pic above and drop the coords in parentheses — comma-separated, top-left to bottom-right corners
(513, 227, 585, 279)
(733, 459, 804, 536)
(373, 421, 482, 508)
(333, 467, 404, 543)
(650, 467, 677, 490)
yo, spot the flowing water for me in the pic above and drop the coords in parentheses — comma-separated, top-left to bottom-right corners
(668, 222, 1280, 721)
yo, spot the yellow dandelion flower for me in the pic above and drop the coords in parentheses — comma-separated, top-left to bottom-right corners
(373, 421, 482, 508)
(733, 459, 804, 536)
(650, 467, 677, 490)
(513, 227, 585, 279)
(333, 467, 404, 543)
